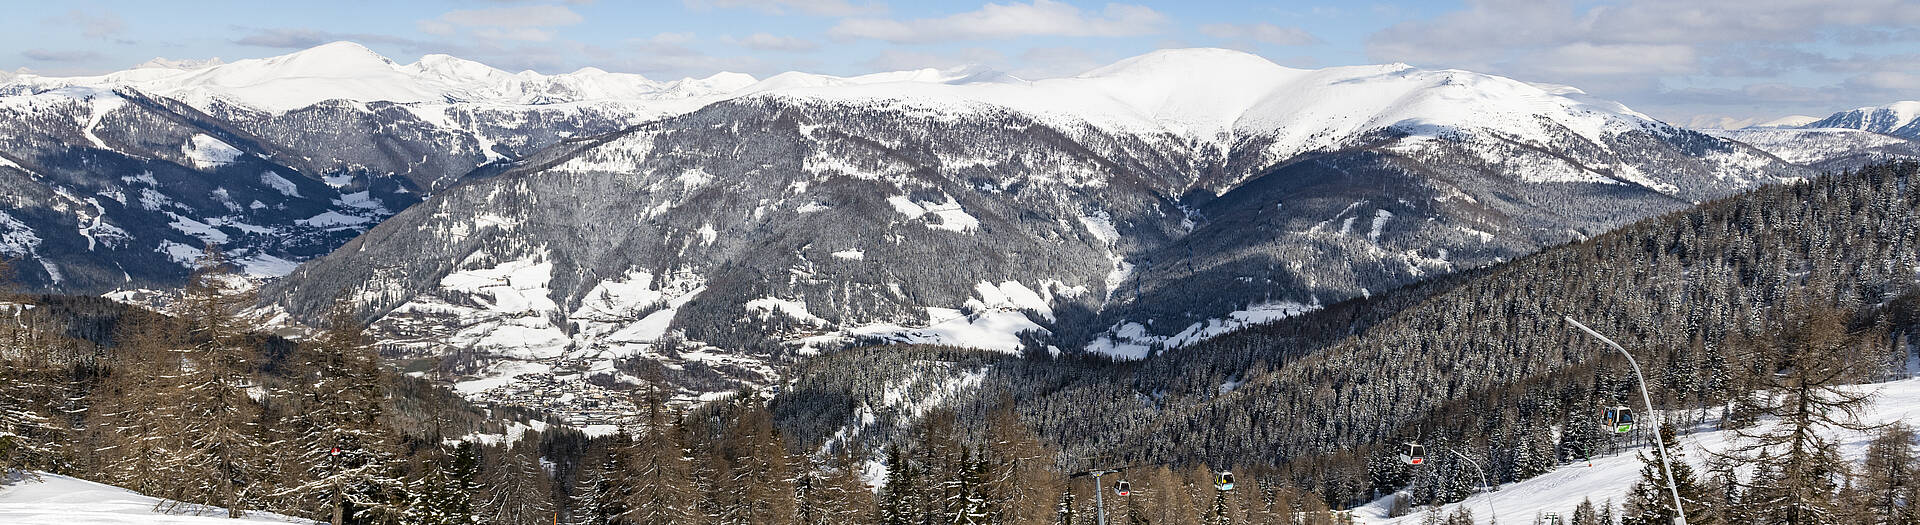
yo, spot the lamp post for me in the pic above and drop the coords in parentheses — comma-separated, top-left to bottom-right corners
(1565, 316, 1688, 525)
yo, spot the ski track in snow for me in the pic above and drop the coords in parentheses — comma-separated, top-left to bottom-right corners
(0, 473, 307, 524)
(1353, 375, 1920, 524)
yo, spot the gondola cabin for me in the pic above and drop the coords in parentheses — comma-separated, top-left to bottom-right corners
(1114, 480, 1131, 497)
(1214, 471, 1234, 491)
(1603, 406, 1635, 434)
(1399, 443, 1426, 466)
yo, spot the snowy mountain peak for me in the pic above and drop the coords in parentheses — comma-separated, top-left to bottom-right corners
(407, 53, 510, 81)
(262, 41, 398, 74)
(1750, 115, 1821, 128)
(1806, 100, 1920, 138)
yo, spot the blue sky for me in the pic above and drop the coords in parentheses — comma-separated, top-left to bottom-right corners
(6, 0, 1919, 126)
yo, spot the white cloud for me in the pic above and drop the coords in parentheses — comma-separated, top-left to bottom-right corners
(685, 0, 885, 16)
(1198, 23, 1319, 46)
(1365, 0, 1920, 122)
(732, 33, 819, 52)
(1848, 71, 1920, 91)
(440, 5, 584, 27)
(1524, 43, 1697, 76)
(829, 0, 1167, 43)
(419, 5, 584, 39)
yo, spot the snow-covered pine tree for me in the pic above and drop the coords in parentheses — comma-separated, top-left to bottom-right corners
(1570, 498, 1598, 525)
(1860, 423, 1919, 525)
(879, 444, 920, 525)
(0, 258, 63, 479)
(720, 396, 796, 525)
(276, 299, 405, 524)
(804, 448, 875, 525)
(481, 440, 555, 525)
(982, 402, 1061, 525)
(406, 442, 483, 525)
(1619, 424, 1712, 525)
(567, 437, 628, 525)
(622, 395, 692, 525)
(1717, 298, 1878, 525)
(1052, 485, 1074, 525)
(1444, 506, 1474, 525)
(1203, 484, 1231, 525)
(171, 246, 267, 517)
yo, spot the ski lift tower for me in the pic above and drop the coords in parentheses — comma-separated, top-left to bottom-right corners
(1069, 467, 1126, 525)
(1566, 316, 1688, 525)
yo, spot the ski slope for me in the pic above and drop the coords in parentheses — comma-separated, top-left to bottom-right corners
(0, 472, 309, 524)
(1353, 375, 1920, 524)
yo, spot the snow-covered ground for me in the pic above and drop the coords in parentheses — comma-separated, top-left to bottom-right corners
(1354, 376, 1920, 524)
(0, 472, 310, 524)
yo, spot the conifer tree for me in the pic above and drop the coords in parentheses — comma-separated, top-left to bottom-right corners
(0, 257, 56, 478)
(406, 442, 483, 525)
(568, 441, 629, 525)
(804, 448, 875, 525)
(623, 395, 693, 525)
(1860, 423, 1919, 525)
(982, 403, 1061, 525)
(283, 300, 404, 524)
(1718, 300, 1878, 524)
(85, 312, 188, 496)
(1570, 498, 1599, 525)
(1620, 424, 1713, 525)
(482, 440, 556, 525)
(172, 246, 267, 516)
(880, 444, 921, 525)
(721, 396, 796, 525)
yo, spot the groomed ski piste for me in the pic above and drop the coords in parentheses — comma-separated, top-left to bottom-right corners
(0, 472, 307, 524)
(1354, 374, 1920, 524)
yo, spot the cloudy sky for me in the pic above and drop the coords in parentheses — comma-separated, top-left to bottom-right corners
(6, 0, 1918, 127)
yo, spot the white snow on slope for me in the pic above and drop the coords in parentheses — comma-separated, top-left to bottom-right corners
(181, 134, 241, 170)
(259, 171, 300, 197)
(887, 194, 979, 233)
(1354, 376, 1920, 524)
(1084, 300, 1320, 360)
(0, 472, 306, 524)
(1701, 127, 1910, 165)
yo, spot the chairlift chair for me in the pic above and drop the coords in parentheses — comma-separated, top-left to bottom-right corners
(1113, 480, 1131, 497)
(1214, 471, 1234, 491)
(1399, 443, 1426, 466)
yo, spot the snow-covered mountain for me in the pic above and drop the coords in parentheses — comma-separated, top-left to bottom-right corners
(1700, 101, 1920, 171)
(1804, 101, 1920, 139)
(247, 46, 1808, 406)
(1, 41, 752, 113)
(0, 43, 761, 292)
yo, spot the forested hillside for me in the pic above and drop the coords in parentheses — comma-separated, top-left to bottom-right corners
(776, 161, 1920, 516)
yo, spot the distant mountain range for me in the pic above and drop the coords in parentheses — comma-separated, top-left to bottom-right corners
(4, 42, 1915, 403)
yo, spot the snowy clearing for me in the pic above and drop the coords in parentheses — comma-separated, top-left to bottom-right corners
(0, 472, 309, 524)
(1354, 375, 1920, 524)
